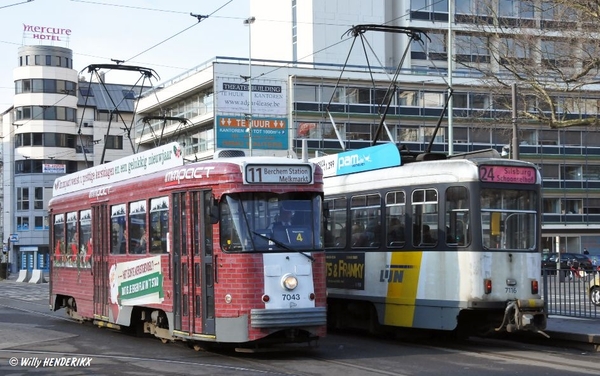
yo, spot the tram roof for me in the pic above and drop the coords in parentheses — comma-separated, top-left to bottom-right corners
(52, 144, 320, 198)
(313, 144, 540, 193)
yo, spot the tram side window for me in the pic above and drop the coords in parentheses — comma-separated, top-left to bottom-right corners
(150, 196, 169, 254)
(66, 212, 78, 267)
(412, 189, 438, 246)
(111, 204, 126, 254)
(445, 186, 470, 246)
(350, 193, 381, 248)
(53, 214, 66, 266)
(129, 200, 147, 254)
(386, 191, 405, 248)
(79, 209, 92, 268)
(324, 197, 347, 248)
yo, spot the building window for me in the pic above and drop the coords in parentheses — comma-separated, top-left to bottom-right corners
(105, 135, 123, 150)
(34, 187, 44, 209)
(543, 198, 561, 214)
(294, 84, 318, 102)
(17, 187, 29, 211)
(35, 216, 45, 230)
(398, 90, 419, 106)
(13, 106, 76, 121)
(346, 123, 372, 141)
(17, 216, 30, 231)
(563, 165, 582, 180)
(562, 199, 582, 214)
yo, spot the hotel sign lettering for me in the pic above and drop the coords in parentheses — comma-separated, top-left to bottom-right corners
(23, 24, 72, 41)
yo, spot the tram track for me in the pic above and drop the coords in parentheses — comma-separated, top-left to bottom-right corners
(396, 335, 600, 375)
(2, 297, 599, 376)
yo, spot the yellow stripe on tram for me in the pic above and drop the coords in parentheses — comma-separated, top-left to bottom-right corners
(383, 251, 422, 327)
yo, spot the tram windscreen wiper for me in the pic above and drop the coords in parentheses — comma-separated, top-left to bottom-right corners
(252, 231, 315, 262)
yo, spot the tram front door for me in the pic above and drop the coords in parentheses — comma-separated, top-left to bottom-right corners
(92, 204, 110, 321)
(172, 191, 215, 337)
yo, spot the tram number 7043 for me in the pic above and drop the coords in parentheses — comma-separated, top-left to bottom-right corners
(282, 293, 301, 301)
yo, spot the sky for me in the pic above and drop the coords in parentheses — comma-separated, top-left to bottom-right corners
(0, 0, 252, 112)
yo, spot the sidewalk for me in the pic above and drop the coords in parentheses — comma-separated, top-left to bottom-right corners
(542, 315, 600, 352)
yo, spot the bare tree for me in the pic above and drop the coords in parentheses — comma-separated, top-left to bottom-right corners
(454, 0, 600, 128)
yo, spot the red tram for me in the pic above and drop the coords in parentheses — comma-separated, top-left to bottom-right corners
(49, 143, 327, 350)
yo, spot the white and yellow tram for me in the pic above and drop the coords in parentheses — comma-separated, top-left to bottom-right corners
(314, 144, 547, 336)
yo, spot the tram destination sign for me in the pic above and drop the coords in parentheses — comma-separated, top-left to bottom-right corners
(479, 165, 536, 184)
(244, 164, 313, 184)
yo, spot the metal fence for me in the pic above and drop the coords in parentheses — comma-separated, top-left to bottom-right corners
(542, 268, 600, 318)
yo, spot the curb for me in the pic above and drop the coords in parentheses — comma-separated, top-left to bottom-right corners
(511, 330, 600, 352)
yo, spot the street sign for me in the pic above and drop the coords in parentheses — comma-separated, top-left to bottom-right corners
(9, 234, 19, 243)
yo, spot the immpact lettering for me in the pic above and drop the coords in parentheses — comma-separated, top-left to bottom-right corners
(164, 166, 215, 184)
(88, 186, 111, 199)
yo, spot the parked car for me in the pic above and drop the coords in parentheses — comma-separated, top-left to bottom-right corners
(541, 252, 594, 272)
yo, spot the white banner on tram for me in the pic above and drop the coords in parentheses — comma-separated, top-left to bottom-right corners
(52, 143, 184, 196)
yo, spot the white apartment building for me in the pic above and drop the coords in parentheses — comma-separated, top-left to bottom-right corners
(1, 45, 139, 273)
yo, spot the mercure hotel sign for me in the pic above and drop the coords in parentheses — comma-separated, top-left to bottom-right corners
(23, 24, 71, 41)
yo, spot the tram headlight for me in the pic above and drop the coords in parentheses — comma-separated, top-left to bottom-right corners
(281, 274, 298, 291)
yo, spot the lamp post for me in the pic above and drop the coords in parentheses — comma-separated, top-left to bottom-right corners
(244, 16, 255, 156)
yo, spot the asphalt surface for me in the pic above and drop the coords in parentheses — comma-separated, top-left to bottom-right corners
(1, 272, 599, 352)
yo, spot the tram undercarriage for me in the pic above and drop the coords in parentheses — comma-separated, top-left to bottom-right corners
(328, 297, 548, 338)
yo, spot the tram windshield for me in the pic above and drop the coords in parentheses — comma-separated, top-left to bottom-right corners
(480, 189, 537, 251)
(219, 192, 323, 253)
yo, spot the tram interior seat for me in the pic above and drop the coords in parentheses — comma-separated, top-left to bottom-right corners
(414, 224, 435, 245)
(335, 227, 346, 247)
(388, 224, 405, 247)
(351, 224, 366, 247)
(364, 220, 381, 247)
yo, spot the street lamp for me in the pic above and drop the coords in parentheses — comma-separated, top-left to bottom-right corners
(244, 16, 255, 156)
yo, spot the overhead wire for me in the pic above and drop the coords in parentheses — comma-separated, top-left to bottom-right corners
(9, 0, 443, 164)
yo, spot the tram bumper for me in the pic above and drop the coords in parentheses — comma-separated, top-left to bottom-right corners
(496, 299, 547, 337)
(250, 307, 327, 328)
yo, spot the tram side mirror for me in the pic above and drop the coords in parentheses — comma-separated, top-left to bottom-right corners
(209, 204, 219, 224)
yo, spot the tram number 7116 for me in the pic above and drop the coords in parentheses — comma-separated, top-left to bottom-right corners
(282, 293, 301, 301)
(505, 287, 517, 294)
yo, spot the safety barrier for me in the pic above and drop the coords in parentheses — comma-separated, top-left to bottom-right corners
(28, 269, 47, 284)
(15, 269, 30, 283)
